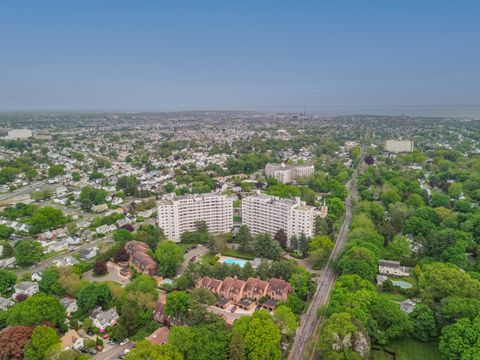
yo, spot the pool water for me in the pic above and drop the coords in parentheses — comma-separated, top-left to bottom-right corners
(392, 280, 412, 289)
(221, 257, 247, 268)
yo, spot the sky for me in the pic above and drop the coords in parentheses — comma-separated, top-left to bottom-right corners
(1, 0, 479, 113)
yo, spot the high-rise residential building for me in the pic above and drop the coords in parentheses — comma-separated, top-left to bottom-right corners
(241, 193, 316, 245)
(5, 129, 32, 140)
(157, 192, 234, 241)
(265, 163, 314, 184)
(385, 140, 414, 153)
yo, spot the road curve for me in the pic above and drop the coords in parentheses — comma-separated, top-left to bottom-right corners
(288, 149, 364, 360)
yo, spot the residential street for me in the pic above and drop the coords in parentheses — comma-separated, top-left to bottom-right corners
(288, 148, 365, 360)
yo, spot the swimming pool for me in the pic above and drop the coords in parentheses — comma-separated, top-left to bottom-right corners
(221, 257, 247, 268)
(392, 280, 412, 289)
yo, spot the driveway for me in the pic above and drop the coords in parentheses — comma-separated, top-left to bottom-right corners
(83, 263, 130, 285)
(179, 244, 209, 273)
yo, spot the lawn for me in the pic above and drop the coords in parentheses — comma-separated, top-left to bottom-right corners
(378, 291, 408, 302)
(221, 248, 255, 260)
(374, 338, 441, 360)
(201, 253, 219, 266)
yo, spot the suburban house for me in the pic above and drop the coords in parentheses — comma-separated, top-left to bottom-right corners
(90, 307, 119, 331)
(61, 329, 84, 350)
(92, 204, 108, 213)
(60, 297, 78, 316)
(195, 276, 293, 310)
(13, 281, 39, 297)
(266, 278, 292, 302)
(53, 255, 79, 267)
(146, 327, 170, 346)
(243, 277, 270, 301)
(0, 297, 15, 311)
(79, 247, 98, 260)
(378, 259, 411, 277)
(0, 257, 16, 269)
(400, 299, 416, 314)
(125, 240, 158, 276)
(31, 272, 42, 282)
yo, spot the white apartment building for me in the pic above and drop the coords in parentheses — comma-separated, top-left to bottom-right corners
(242, 193, 316, 245)
(5, 129, 33, 140)
(157, 192, 234, 241)
(265, 163, 314, 184)
(385, 140, 414, 153)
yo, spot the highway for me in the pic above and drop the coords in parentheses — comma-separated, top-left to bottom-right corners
(288, 148, 365, 360)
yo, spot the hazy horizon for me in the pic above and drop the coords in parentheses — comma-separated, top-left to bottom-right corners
(1, 1, 479, 113)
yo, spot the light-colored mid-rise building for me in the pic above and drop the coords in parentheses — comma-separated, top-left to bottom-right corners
(385, 140, 414, 153)
(5, 129, 33, 140)
(157, 192, 234, 241)
(265, 163, 314, 184)
(242, 193, 316, 245)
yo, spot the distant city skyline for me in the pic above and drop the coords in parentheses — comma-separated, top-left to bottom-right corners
(1, 1, 479, 115)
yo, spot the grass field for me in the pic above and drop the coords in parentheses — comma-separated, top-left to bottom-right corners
(378, 291, 408, 302)
(373, 338, 441, 360)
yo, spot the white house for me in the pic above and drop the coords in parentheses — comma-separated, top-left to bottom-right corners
(0, 297, 15, 311)
(61, 329, 84, 350)
(13, 281, 39, 297)
(90, 307, 119, 331)
(60, 297, 78, 316)
(79, 247, 97, 260)
(53, 255, 79, 267)
(378, 260, 411, 277)
(31, 272, 42, 282)
(47, 239, 70, 253)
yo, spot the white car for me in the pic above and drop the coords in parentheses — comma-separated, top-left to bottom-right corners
(120, 339, 129, 346)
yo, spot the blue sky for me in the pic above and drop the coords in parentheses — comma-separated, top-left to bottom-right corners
(1, 1, 479, 111)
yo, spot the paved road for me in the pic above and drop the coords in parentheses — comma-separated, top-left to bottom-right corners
(0, 181, 55, 203)
(93, 342, 134, 360)
(288, 148, 365, 360)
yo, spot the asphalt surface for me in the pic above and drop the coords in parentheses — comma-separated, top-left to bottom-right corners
(288, 149, 365, 360)
(93, 342, 134, 360)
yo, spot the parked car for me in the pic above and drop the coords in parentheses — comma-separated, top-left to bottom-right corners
(120, 338, 129, 346)
(103, 334, 110, 339)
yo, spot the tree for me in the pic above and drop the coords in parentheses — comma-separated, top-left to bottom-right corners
(112, 229, 134, 244)
(237, 225, 253, 253)
(289, 267, 314, 300)
(38, 267, 64, 296)
(113, 247, 130, 262)
(409, 304, 437, 342)
(48, 164, 64, 178)
(155, 241, 184, 277)
(77, 283, 111, 313)
(116, 175, 139, 196)
(254, 233, 283, 260)
(0, 224, 14, 239)
(93, 260, 108, 276)
(439, 317, 480, 360)
(430, 192, 450, 208)
(364, 155, 375, 165)
(79, 186, 107, 210)
(191, 288, 217, 306)
(165, 291, 191, 320)
(0, 240, 13, 259)
(273, 305, 298, 336)
(317, 312, 370, 360)
(169, 321, 230, 360)
(29, 206, 66, 234)
(14, 240, 43, 267)
(229, 331, 246, 360)
(417, 262, 480, 306)
(308, 235, 334, 268)
(274, 228, 288, 249)
(448, 182, 463, 199)
(297, 233, 310, 256)
(385, 235, 411, 260)
(7, 293, 66, 326)
(440, 296, 480, 322)
(369, 298, 412, 345)
(0, 326, 34, 360)
(24, 325, 60, 360)
(0, 269, 16, 293)
(231, 310, 282, 360)
(125, 341, 182, 360)
(338, 246, 378, 282)
(406, 193, 425, 208)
